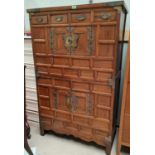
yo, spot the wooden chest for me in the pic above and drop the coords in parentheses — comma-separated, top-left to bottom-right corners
(27, 2, 127, 155)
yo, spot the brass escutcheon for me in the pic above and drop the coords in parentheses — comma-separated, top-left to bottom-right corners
(65, 95, 72, 111)
(36, 17, 43, 23)
(76, 14, 86, 21)
(55, 16, 63, 22)
(63, 34, 79, 53)
(100, 13, 111, 20)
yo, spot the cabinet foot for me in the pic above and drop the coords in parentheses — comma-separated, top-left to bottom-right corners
(40, 128, 45, 136)
(105, 136, 112, 155)
(117, 144, 121, 155)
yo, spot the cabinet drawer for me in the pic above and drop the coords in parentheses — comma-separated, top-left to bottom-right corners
(31, 15, 48, 25)
(51, 14, 68, 24)
(94, 11, 116, 22)
(71, 13, 90, 23)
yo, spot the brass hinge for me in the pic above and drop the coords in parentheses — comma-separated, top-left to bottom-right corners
(50, 28, 55, 53)
(86, 93, 93, 115)
(53, 89, 58, 109)
(87, 26, 94, 55)
(65, 92, 72, 111)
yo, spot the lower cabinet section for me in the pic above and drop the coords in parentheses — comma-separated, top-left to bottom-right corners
(40, 112, 110, 146)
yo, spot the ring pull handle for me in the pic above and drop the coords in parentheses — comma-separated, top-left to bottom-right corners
(76, 15, 86, 21)
(36, 17, 43, 23)
(100, 13, 111, 20)
(55, 16, 63, 22)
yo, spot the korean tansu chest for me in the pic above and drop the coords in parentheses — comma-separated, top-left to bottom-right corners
(27, 2, 127, 154)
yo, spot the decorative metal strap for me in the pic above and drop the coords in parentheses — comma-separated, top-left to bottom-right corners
(50, 28, 55, 53)
(71, 94, 78, 112)
(65, 94, 72, 111)
(86, 93, 93, 115)
(53, 89, 58, 109)
(87, 26, 94, 55)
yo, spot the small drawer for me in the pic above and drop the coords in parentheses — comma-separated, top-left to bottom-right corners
(94, 11, 116, 22)
(31, 15, 48, 25)
(51, 14, 68, 24)
(71, 13, 90, 23)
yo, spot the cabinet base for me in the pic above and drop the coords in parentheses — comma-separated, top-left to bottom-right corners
(105, 136, 112, 155)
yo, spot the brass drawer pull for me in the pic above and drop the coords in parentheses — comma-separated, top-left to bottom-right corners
(76, 15, 86, 21)
(36, 17, 43, 23)
(55, 16, 63, 22)
(100, 13, 111, 20)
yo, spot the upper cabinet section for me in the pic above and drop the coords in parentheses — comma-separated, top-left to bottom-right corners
(28, 1, 127, 26)
(30, 9, 117, 26)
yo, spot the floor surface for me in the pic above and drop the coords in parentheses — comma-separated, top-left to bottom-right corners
(28, 124, 129, 155)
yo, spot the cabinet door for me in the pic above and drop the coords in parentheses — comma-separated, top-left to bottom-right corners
(51, 88, 94, 116)
(49, 26, 95, 56)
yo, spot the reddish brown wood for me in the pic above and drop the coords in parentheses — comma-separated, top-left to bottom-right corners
(27, 3, 127, 155)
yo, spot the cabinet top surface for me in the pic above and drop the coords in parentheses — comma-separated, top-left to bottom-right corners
(27, 1, 128, 14)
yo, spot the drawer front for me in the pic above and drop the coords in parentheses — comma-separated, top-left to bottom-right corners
(94, 11, 116, 22)
(31, 15, 48, 25)
(71, 12, 90, 23)
(51, 14, 68, 24)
